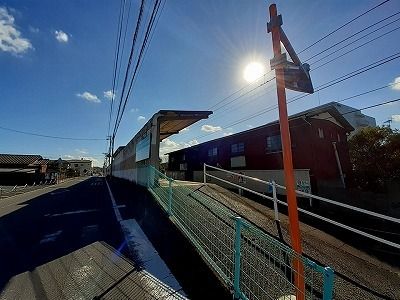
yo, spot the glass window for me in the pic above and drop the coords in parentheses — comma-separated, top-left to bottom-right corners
(231, 142, 245, 154)
(266, 135, 282, 153)
(208, 147, 218, 157)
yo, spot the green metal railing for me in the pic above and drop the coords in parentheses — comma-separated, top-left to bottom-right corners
(145, 166, 334, 300)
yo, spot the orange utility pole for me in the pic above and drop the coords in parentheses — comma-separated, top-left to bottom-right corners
(268, 4, 307, 299)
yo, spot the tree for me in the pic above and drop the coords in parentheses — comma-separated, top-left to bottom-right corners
(349, 126, 400, 192)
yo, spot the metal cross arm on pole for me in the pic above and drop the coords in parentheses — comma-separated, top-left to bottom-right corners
(267, 8, 314, 94)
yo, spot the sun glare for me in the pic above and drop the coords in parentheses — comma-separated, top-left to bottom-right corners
(243, 62, 265, 83)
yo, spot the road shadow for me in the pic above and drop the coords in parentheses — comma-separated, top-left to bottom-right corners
(0, 177, 123, 292)
(107, 176, 232, 300)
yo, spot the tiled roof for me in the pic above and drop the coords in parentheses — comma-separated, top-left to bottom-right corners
(0, 154, 44, 166)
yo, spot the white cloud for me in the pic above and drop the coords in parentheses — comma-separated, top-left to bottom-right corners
(55, 30, 69, 43)
(391, 77, 400, 90)
(247, 124, 254, 129)
(0, 7, 32, 55)
(159, 138, 199, 156)
(75, 148, 88, 154)
(76, 91, 101, 103)
(223, 132, 233, 136)
(104, 90, 115, 100)
(130, 108, 139, 113)
(28, 26, 39, 33)
(392, 115, 400, 122)
(201, 124, 222, 132)
(137, 116, 146, 122)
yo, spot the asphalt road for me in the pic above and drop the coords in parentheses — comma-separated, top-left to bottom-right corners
(0, 177, 231, 300)
(0, 177, 122, 291)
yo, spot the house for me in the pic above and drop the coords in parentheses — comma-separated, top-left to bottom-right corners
(167, 102, 356, 195)
(0, 154, 49, 185)
(66, 159, 92, 176)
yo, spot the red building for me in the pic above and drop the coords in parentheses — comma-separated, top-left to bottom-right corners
(167, 103, 355, 195)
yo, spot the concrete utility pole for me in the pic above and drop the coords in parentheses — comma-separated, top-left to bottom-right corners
(268, 4, 311, 299)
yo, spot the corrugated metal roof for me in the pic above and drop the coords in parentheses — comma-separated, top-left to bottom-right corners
(0, 154, 43, 166)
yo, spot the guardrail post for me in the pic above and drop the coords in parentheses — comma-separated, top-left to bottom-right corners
(168, 178, 173, 216)
(203, 163, 206, 184)
(272, 181, 280, 222)
(322, 267, 334, 300)
(233, 216, 242, 299)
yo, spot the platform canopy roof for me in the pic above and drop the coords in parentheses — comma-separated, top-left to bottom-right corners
(157, 110, 212, 141)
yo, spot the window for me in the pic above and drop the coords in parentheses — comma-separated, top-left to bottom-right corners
(231, 142, 245, 154)
(208, 147, 218, 157)
(179, 163, 187, 171)
(75, 164, 79, 167)
(318, 128, 324, 139)
(266, 135, 282, 153)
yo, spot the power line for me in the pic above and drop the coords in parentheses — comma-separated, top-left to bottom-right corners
(207, 70, 274, 111)
(311, 23, 400, 70)
(0, 125, 106, 141)
(290, 51, 400, 103)
(181, 51, 400, 144)
(107, 0, 126, 138)
(112, 0, 146, 139)
(184, 61, 400, 143)
(193, 11, 400, 131)
(304, 11, 400, 62)
(213, 76, 276, 112)
(298, 0, 390, 54)
(114, 0, 164, 135)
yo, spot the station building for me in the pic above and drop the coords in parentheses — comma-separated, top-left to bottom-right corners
(167, 103, 372, 195)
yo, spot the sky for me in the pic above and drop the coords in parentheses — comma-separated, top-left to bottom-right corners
(0, 0, 400, 166)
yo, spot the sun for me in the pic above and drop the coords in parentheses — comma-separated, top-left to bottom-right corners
(243, 62, 265, 83)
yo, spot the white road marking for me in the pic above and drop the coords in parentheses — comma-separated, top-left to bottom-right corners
(50, 189, 70, 195)
(39, 230, 62, 244)
(104, 179, 185, 295)
(45, 209, 99, 217)
(120, 219, 183, 292)
(105, 179, 122, 222)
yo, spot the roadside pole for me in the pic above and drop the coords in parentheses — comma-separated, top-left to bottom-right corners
(268, 4, 305, 299)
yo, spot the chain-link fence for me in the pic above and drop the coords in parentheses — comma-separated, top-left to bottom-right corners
(146, 166, 334, 300)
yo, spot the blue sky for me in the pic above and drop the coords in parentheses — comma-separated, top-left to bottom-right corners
(0, 0, 399, 166)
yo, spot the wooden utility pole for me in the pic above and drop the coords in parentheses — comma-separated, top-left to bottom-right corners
(268, 4, 305, 299)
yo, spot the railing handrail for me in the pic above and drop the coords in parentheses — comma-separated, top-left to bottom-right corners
(204, 163, 400, 225)
(204, 164, 400, 249)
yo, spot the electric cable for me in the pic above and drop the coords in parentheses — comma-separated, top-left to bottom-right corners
(0, 125, 106, 141)
(304, 11, 400, 62)
(298, 0, 390, 54)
